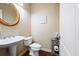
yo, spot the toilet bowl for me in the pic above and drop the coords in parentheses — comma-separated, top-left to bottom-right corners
(29, 43, 41, 56)
(24, 37, 41, 56)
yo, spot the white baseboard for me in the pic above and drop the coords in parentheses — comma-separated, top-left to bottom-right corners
(41, 48, 51, 52)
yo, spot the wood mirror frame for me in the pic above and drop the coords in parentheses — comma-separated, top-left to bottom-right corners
(0, 4, 20, 27)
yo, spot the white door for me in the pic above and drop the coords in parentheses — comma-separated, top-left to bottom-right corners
(60, 3, 75, 56)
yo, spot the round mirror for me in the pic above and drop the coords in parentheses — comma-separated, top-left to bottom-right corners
(0, 3, 20, 26)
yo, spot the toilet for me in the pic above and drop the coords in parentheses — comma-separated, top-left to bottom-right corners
(24, 36, 41, 56)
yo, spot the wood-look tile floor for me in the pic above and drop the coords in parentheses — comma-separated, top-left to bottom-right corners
(23, 50, 51, 56)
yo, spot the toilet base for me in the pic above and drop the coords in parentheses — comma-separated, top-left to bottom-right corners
(29, 49, 39, 56)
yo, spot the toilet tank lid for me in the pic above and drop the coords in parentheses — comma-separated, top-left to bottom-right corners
(30, 43, 41, 48)
(24, 36, 32, 40)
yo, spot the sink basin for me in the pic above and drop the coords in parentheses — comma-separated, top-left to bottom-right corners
(0, 36, 25, 56)
(0, 36, 24, 48)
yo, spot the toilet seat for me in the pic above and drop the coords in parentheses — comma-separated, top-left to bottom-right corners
(30, 43, 41, 51)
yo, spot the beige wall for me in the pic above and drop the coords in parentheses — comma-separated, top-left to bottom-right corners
(0, 3, 31, 56)
(0, 3, 59, 55)
(31, 4, 59, 51)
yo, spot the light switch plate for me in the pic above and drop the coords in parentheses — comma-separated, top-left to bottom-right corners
(40, 16, 47, 24)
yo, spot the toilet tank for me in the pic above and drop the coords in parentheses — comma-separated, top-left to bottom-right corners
(24, 36, 32, 46)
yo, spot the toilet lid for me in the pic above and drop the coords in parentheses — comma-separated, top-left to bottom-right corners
(30, 43, 41, 48)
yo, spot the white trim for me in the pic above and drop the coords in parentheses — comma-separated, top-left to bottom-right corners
(41, 48, 51, 52)
(60, 42, 71, 56)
